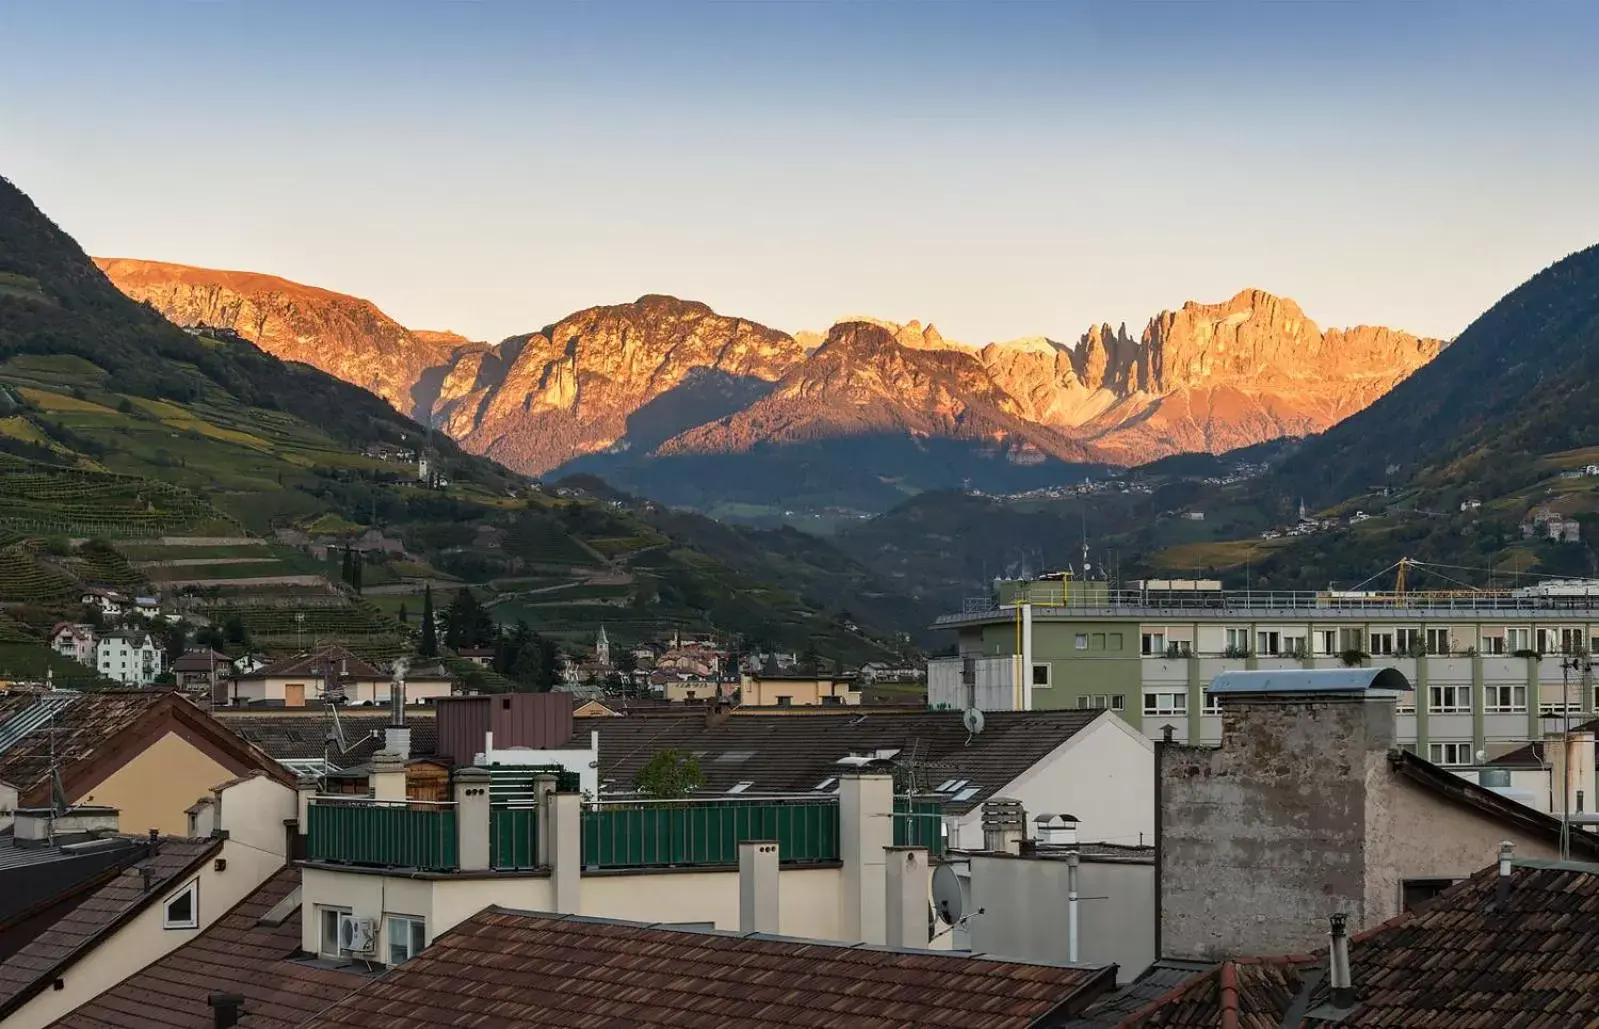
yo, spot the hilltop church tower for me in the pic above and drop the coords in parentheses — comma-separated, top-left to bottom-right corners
(596, 625, 611, 668)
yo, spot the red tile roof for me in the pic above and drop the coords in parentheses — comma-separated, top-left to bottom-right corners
(0, 837, 221, 1021)
(300, 909, 1116, 1029)
(50, 869, 367, 1029)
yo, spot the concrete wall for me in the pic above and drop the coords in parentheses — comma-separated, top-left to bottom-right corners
(82, 730, 234, 836)
(1159, 696, 1389, 960)
(966, 853, 1154, 983)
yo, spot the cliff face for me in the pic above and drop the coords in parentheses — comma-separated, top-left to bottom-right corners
(94, 258, 452, 414)
(98, 261, 1444, 477)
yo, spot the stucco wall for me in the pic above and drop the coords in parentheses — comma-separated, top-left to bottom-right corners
(967, 853, 1154, 983)
(81, 730, 234, 836)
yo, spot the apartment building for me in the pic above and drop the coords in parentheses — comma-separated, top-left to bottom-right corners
(930, 578, 1599, 765)
(94, 631, 163, 686)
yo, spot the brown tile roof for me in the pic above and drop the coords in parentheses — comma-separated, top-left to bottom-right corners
(0, 692, 167, 796)
(592, 709, 1107, 813)
(0, 836, 221, 1021)
(50, 868, 367, 1029)
(216, 711, 438, 767)
(299, 909, 1117, 1029)
(170, 650, 231, 674)
(1065, 960, 1213, 1028)
(1124, 859, 1599, 1028)
(238, 646, 383, 682)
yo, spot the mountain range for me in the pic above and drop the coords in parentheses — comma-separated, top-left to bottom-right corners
(97, 259, 1444, 514)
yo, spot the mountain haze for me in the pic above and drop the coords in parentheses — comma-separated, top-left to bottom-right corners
(97, 259, 1444, 513)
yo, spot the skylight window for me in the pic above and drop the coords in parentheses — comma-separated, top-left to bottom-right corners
(813, 777, 838, 792)
(727, 781, 755, 794)
(163, 879, 199, 930)
(935, 779, 958, 792)
(714, 751, 756, 764)
(952, 787, 980, 803)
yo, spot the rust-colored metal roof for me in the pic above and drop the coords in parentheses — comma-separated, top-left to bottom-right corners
(301, 909, 1116, 1029)
(0, 836, 221, 1020)
(49, 868, 367, 1029)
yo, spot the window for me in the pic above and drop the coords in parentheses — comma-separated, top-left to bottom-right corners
(1429, 684, 1469, 713)
(1426, 628, 1452, 655)
(1282, 634, 1307, 658)
(820, 695, 842, 705)
(1480, 633, 1505, 655)
(1402, 878, 1460, 911)
(1203, 691, 1223, 714)
(1591, 635, 1599, 656)
(1142, 631, 1166, 656)
(1031, 663, 1052, 688)
(1537, 628, 1557, 654)
(1429, 742, 1473, 766)
(1396, 629, 1422, 655)
(1110, 694, 1125, 712)
(1395, 692, 1415, 713)
(1077, 694, 1114, 710)
(386, 915, 426, 966)
(1256, 631, 1280, 656)
(726, 781, 754, 794)
(1338, 628, 1365, 653)
(1506, 628, 1531, 653)
(1561, 628, 1586, 654)
(319, 906, 352, 959)
(1484, 683, 1527, 713)
(1074, 634, 1088, 651)
(1369, 632, 1395, 656)
(1224, 628, 1249, 656)
(1143, 691, 1187, 716)
(775, 696, 792, 707)
(163, 880, 198, 930)
(1315, 630, 1338, 656)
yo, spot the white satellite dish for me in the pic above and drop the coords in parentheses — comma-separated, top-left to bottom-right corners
(931, 862, 970, 924)
(963, 707, 985, 735)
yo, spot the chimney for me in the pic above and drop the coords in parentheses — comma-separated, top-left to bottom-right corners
(705, 698, 733, 728)
(1496, 840, 1515, 909)
(885, 846, 931, 949)
(209, 992, 245, 1029)
(370, 752, 407, 802)
(1034, 812, 1079, 847)
(981, 798, 1025, 854)
(12, 805, 119, 847)
(738, 840, 780, 933)
(1327, 912, 1354, 1009)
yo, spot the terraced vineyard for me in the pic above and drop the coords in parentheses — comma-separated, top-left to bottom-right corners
(0, 456, 234, 538)
(0, 545, 79, 604)
(200, 600, 410, 659)
(0, 613, 39, 642)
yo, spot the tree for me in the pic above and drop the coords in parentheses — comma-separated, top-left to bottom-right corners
(350, 552, 363, 593)
(340, 547, 353, 585)
(397, 602, 409, 625)
(223, 613, 249, 647)
(798, 642, 821, 674)
(633, 748, 704, 799)
(419, 585, 438, 657)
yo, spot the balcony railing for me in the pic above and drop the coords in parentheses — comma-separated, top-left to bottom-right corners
(306, 797, 458, 872)
(894, 798, 945, 856)
(490, 807, 540, 869)
(582, 798, 841, 869)
(945, 587, 1599, 620)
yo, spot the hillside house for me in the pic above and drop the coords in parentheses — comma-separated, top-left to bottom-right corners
(94, 631, 163, 686)
(78, 589, 128, 620)
(48, 623, 96, 666)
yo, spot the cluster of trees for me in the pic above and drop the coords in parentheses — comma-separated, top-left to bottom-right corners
(339, 546, 363, 592)
(411, 586, 559, 690)
(493, 619, 560, 690)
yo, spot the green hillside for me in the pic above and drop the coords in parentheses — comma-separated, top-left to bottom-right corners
(0, 173, 904, 675)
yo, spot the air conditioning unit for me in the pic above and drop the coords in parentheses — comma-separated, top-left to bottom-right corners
(338, 915, 378, 954)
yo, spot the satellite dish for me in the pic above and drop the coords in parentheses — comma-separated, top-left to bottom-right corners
(932, 862, 970, 924)
(963, 708, 985, 735)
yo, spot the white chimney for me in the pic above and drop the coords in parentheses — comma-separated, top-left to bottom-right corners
(1034, 812, 1079, 847)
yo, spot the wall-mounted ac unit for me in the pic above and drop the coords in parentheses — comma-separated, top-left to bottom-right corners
(338, 914, 378, 954)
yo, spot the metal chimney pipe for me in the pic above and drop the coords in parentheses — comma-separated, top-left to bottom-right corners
(1066, 849, 1081, 963)
(1328, 911, 1353, 1008)
(209, 992, 245, 1029)
(1497, 840, 1515, 909)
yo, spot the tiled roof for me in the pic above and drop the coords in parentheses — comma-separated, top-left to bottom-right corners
(171, 650, 231, 673)
(237, 646, 383, 682)
(216, 712, 438, 767)
(1065, 960, 1214, 1028)
(1124, 860, 1599, 1028)
(299, 909, 1117, 1029)
(1113, 959, 1309, 1028)
(0, 836, 221, 1020)
(592, 709, 1107, 813)
(49, 868, 368, 1029)
(0, 692, 166, 796)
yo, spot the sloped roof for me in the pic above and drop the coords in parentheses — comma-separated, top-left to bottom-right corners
(591, 709, 1107, 813)
(297, 909, 1117, 1029)
(237, 646, 383, 682)
(1388, 749, 1599, 858)
(216, 711, 438, 767)
(1121, 860, 1599, 1027)
(1064, 960, 1213, 1028)
(0, 836, 221, 1020)
(48, 869, 368, 1029)
(171, 650, 231, 673)
(1489, 718, 1599, 767)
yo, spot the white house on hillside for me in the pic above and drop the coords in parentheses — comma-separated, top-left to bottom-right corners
(96, 632, 164, 686)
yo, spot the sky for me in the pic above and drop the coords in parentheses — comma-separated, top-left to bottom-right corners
(3, 1, 1597, 346)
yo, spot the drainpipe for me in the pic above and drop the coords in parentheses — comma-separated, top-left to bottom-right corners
(1066, 848, 1080, 963)
(1021, 603, 1034, 712)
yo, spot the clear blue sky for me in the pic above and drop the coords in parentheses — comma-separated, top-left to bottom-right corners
(3, 1, 1596, 345)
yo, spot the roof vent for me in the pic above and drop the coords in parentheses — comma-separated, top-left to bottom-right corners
(209, 992, 245, 1029)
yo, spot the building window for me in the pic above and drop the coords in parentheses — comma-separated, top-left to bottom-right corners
(1402, 877, 1460, 911)
(1142, 631, 1166, 656)
(1481, 633, 1505, 655)
(163, 880, 198, 930)
(1537, 628, 1557, 654)
(1506, 628, 1531, 653)
(1484, 684, 1527, 713)
(1369, 632, 1395, 656)
(1429, 684, 1470, 713)
(1143, 691, 1187, 716)
(1031, 663, 1052, 688)
(1395, 693, 1416, 713)
(386, 915, 426, 965)
(1203, 692, 1223, 714)
(1110, 694, 1125, 712)
(1281, 634, 1307, 658)
(1315, 630, 1338, 656)
(319, 906, 352, 959)
(1429, 742, 1473, 766)
(1224, 628, 1249, 657)
(1338, 628, 1365, 653)
(1561, 628, 1586, 654)
(775, 696, 792, 707)
(1074, 634, 1088, 651)
(1256, 631, 1280, 656)
(1426, 628, 1452, 655)
(1396, 628, 1422, 655)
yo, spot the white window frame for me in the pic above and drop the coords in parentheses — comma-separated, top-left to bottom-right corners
(1429, 742, 1473, 767)
(319, 905, 353, 960)
(1143, 690, 1188, 716)
(1369, 631, 1395, 656)
(1256, 631, 1281, 657)
(1074, 633, 1088, 651)
(1031, 663, 1052, 688)
(1560, 628, 1585, 654)
(1480, 633, 1506, 655)
(162, 879, 199, 930)
(1281, 634, 1307, 658)
(1396, 628, 1422, 654)
(1506, 628, 1531, 653)
(1141, 631, 1166, 656)
(1483, 683, 1527, 714)
(1425, 628, 1451, 655)
(386, 914, 426, 966)
(1315, 630, 1338, 656)
(1429, 684, 1470, 713)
